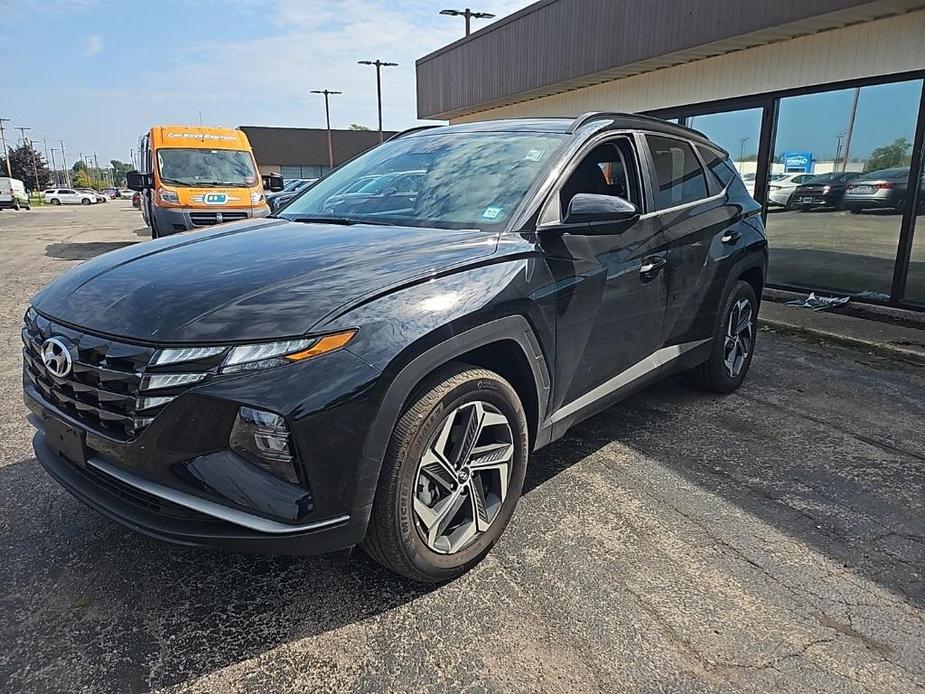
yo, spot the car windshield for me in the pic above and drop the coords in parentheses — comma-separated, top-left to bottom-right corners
(279, 131, 568, 229)
(156, 148, 258, 187)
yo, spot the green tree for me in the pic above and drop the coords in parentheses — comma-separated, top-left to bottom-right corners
(0, 143, 52, 191)
(110, 160, 134, 186)
(72, 170, 92, 188)
(348, 123, 371, 131)
(865, 137, 912, 171)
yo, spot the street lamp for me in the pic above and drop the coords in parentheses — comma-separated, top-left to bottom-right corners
(311, 89, 342, 170)
(358, 59, 398, 143)
(439, 8, 495, 36)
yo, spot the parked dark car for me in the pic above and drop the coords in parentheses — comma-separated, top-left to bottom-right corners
(845, 167, 923, 213)
(790, 171, 861, 210)
(23, 114, 767, 582)
(268, 178, 317, 213)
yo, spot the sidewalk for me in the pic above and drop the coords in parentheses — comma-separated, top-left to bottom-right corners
(759, 300, 925, 365)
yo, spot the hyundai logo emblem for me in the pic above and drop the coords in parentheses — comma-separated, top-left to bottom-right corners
(41, 337, 73, 378)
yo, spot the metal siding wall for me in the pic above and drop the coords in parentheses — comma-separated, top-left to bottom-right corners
(450, 11, 925, 122)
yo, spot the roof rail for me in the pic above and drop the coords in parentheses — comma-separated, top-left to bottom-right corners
(385, 125, 441, 142)
(567, 112, 623, 133)
(566, 111, 709, 138)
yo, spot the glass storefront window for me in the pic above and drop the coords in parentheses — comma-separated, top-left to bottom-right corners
(766, 80, 923, 299)
(902, 152, 925, 305)
(690, 108, 763, 200)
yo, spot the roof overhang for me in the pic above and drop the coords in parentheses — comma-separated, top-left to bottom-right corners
(416, 0, 925, 120)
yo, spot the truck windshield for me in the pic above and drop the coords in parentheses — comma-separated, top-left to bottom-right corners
(279, 131, 567, 229)
(157, 148, 257, 187)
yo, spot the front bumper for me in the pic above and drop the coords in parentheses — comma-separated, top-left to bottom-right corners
(25, 345, 385, 555)
(152, 204, 270, 234)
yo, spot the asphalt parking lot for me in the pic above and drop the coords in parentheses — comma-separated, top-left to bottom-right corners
(0, 203, 923, 693)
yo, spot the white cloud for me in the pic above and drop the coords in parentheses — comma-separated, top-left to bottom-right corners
(144, 0, 533, 130)
(84, 34, 103, 56)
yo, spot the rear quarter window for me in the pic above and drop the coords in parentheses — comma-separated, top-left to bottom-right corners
(695, 144, 750, 198)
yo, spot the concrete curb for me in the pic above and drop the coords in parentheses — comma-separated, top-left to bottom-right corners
(759, 302, 925, 365)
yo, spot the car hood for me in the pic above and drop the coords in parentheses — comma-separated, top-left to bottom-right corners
(32, 218, 499, 343)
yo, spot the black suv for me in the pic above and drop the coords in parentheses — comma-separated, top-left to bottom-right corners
(24, 114, 766, 582)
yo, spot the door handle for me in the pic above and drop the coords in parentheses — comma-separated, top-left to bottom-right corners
(639, 255, 667, 281)
(721, 230, 742, 245)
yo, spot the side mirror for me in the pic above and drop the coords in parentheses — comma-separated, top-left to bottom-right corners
(126, 171, 154, 191)
(262, 173, 285, 192)
(564, 193, 640, 234)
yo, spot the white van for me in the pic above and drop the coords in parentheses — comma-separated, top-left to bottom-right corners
(0, 177, 30, 210)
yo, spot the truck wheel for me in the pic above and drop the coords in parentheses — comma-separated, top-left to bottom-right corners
(688, 280, 758, 394)
(362, 364, 529, 583)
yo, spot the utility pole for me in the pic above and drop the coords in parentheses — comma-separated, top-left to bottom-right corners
(358, 60, 398, 143)
(42, 137, 51, 175)
(311, 89, 342, 169)
(27, 139, 40, 192)
(50, 148, 59, 186)
(842, 87, 861, 173)
(0, 118, 11, 177)
(60, 141, 70, 186)
(439, 7, 496, 36)
(94, 152, 100, 185)
(738, 137, 749, 165)
(834, 133, 845, 171)
(15, 126, 30, 146)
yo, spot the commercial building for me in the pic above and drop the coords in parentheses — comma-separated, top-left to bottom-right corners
(240, 126, 396, 180)
(416, 0, 925, 309)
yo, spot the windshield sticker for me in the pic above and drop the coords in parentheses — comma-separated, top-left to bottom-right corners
(524, 149, 546, 162)
(481, 206, 503, 220)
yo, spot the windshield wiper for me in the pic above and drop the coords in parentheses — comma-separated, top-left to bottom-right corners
(287, 216, 389, 226)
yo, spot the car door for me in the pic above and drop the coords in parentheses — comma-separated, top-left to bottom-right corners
(58, 189, 75, 203)
(539, 133, 670, 428)
(654, 137, 760, 346)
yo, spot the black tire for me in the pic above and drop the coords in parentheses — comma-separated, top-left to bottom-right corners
(12, 201, 20, 211)
(362, 364, 529, 583)
(784, 195, 796, 210)
(688, 280, 758, 394)
(848, 207, 863, 214)
(50, 198, 61, 206)
(81, 198, 90, 205)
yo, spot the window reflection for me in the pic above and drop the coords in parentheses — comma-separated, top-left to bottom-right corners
(690, 108, 763, 199)
(766, 80, 923, 299)
(902, 153, 925, 305)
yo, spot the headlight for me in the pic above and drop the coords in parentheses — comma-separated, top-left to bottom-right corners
(251, 191, 265, 204)
(158, 187, 179, 204)
(220, 330, 356, 374)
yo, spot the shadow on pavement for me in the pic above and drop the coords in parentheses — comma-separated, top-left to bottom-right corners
(45, 241, 138, 261)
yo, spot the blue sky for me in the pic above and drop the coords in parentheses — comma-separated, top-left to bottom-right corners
(0, 0, 530, 165)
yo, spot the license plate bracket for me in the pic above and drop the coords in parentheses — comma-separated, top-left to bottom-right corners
(45, 416, 87, 466)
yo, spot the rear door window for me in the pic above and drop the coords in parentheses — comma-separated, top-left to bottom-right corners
(645, 135, 709, 210)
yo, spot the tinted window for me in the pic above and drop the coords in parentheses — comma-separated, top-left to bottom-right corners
(646, 135, 709, 209)
(560, 138, 642, 215)
(697, 144, 750, 199)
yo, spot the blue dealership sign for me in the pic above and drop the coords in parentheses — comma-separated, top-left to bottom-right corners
(781, 151, 813, 172)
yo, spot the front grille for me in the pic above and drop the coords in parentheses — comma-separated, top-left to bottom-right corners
(189, 211, 248, 226)
(22, 312, 223, 440)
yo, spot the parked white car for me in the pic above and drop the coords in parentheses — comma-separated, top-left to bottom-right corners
(43, 188, 98, 205)
(768, 173, 817, 208)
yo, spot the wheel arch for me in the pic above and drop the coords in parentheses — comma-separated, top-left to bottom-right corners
(353, 315, 551, 525)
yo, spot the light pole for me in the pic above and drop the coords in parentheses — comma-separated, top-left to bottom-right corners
(439, 8, 495, 36)
(0, 118, 11, 177)
(738, 137, 750, 166)
(311, 89, 342, 170)
(60, 141, 70, 186)
(358, 59, 398, 143)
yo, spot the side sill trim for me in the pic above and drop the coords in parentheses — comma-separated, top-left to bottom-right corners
(551, 339, 710, 423)
(87, 457, 350, 535)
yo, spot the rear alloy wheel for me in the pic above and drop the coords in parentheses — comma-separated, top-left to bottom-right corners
(50, 198, 61, 205)
(363, 365, 528, 582)
(688, 280, 758, 393)
(81, 198, 90, 205)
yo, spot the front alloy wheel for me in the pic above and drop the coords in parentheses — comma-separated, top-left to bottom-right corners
(363, 365, 528, 583)
(413, 401, 513, 554)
